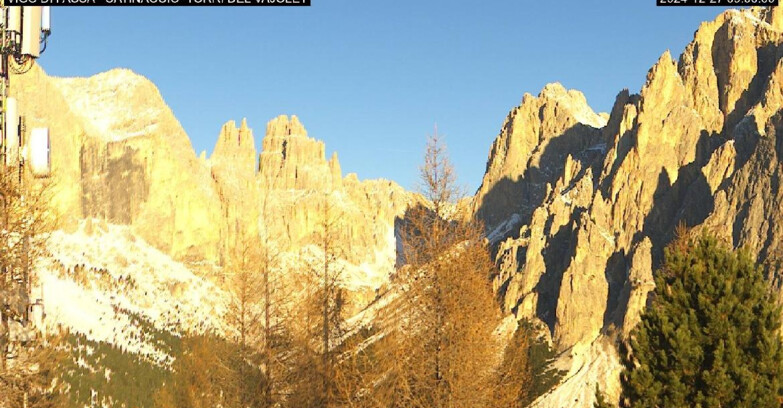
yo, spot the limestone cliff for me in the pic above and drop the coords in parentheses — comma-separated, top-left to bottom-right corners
(254, 115, 410, 292)
(475, 6, 783, 407)
(208, 119, 261, 259)
(13, 67, 226, 261)
(13, 6, 783, 407)
(473, 83, 607, 230)
(258, 115, 343, 191)
(13, 67, 414, 298)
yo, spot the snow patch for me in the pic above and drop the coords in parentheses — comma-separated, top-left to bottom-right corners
(36, 220, 228, 364)
(531, 337, 622, 408)
(487, 213, 521, 244)
(52, 70, 163, 143)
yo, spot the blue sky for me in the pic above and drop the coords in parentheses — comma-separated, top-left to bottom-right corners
(39, 1, 735, 192)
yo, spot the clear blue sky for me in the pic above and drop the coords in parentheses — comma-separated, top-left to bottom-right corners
(38, 1, 736, 192)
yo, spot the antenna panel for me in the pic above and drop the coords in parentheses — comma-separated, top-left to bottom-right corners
(41, 6, 50, 33)
(5, 97, 19, 158)
(21, 6, 41, 57)
(7, 7, 21, 33)
(29, 127, 50, 178)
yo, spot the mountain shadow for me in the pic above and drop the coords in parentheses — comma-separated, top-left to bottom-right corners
(475, 122, 605, 235)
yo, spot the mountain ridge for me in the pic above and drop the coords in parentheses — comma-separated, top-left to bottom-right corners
(13, 6, 783, 408)
(473, 6, 783, 407)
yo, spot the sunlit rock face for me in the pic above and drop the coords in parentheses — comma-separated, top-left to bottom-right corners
(13, 6, 783, 408)
(474, 7, 783, 407)
(258, 114, 343, 191)
(13, 67, 225, 261)
(208, 118, 261, 260)
(14, 68, 414, 297)
(252, 114, 414, 294)
(472, 82, 608, 231)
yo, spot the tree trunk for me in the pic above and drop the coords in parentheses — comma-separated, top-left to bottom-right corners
(323, 232, 330, 408)
(263, 257, 273, 408)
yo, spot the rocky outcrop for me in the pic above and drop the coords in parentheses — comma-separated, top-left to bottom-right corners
(473, 83, 607, 231)
(212, 118, 257, 178)
(477, 7, 783, 407)
(255, 115, 411, 290)
(619, 238, 654, 337)
(14, 68, 414, 298)
(209, 119, 261, 259)
(19, 68, 226, 261)
(258, 115, 342, 191)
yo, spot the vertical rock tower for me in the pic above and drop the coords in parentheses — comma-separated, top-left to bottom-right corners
(258, 115, 343, 191)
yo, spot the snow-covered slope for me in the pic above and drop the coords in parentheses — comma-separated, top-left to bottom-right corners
(530, 339, 621, 408)
(35, 219, 228, 365)
(51, 70, 163, 143)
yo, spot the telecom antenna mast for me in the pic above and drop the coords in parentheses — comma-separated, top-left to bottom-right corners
(0, 3, 51, 370)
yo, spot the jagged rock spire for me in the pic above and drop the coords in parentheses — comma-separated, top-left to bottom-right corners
(210, 119, 257, 177)
(258, 115, 342, 190)
(472, 82, 606, 229)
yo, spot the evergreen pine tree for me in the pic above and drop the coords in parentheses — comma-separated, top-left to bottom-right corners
(621, 233, 783, 408)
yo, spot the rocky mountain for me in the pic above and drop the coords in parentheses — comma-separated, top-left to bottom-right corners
(9, 62, 414, 405)
(13, 66, 412, 287)
(473, 6, 783, 407)
(9, 5, 783, 408)
(15, 67, 225, 261)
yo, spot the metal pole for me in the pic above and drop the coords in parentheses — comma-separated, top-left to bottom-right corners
(0, 0, 52, 372)
(0, 0, 10, 368)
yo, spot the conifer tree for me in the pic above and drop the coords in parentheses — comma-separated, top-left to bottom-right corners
(156, 235, 288, 408)
(620, 232, 783, 408)
(0, 167, 63, 408)
(388, 129, 501, 408)
(155, 334, 236, 408)
(289, 196, 350, 408)
(223, 234, 286, 408)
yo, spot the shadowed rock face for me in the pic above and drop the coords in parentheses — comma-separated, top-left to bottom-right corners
(472, 83, 608, 231)
(80, 141, 149, 225)
(474, 7, 783, 407)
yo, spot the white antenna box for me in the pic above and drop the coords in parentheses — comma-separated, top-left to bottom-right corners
(29, 127, 50, 178)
